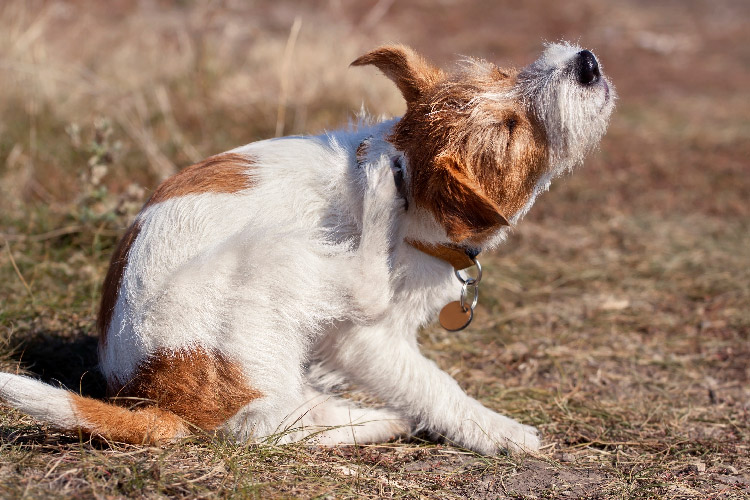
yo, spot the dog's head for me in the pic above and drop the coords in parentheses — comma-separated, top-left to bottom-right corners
(352, 43, 615, 245)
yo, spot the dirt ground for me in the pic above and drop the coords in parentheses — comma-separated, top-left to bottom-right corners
(0, 0, 748, 498)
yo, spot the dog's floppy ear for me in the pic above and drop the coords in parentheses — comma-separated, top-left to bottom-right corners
(423, 156, 510, 243)
(351, 45, 443, 104)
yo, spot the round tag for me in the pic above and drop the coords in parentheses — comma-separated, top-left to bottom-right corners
(439, 301, 473, 332)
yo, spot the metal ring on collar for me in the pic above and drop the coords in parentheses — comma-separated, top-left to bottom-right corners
(459, 282, 480, 312)
(455, 258, 482, 285)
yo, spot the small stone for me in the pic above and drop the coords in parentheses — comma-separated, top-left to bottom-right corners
(683, 461, 706, 474)
(560, 453, 575, 463)
(710, 464, 738, 475)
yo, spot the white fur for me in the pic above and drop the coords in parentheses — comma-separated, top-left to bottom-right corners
(517, 42, 617, 176)
(0, 43, 615, 454)
(0, 373, 79, 428)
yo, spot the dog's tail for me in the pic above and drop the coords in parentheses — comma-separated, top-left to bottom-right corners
(0, 372, 188, 444)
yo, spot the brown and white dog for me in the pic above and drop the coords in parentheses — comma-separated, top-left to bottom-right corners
(0, 43, 614, 454)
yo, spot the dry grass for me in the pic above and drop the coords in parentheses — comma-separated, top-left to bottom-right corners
(1, 0, 748, 498)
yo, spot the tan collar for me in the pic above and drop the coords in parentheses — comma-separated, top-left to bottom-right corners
(406, 239, 479, 270)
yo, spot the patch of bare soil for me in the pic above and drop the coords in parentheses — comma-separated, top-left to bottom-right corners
(470, 461, 612, 500)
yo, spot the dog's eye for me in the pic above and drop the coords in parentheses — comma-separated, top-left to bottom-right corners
(506, 119, 517, 134)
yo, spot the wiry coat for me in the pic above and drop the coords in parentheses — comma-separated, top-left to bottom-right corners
(0, 43, 615, 454)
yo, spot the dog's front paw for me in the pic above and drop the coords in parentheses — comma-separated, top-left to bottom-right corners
(464, 411, 541, 455)
(496, 420, 541, 455)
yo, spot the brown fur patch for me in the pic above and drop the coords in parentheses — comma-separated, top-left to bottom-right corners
(355, 47, 549, 243)
(422, 156, 510, 241)
(392, 66, 548, 243)
(72, 394, 187, 445)
(97, 222, 141, 347)
(109, 348, 261, 431)
(146, 152, 255, 206)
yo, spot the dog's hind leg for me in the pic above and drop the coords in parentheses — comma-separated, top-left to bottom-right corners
(297, 387, 410, 445)
(347, 157, 406, 322)
(224, 385, 409, 446)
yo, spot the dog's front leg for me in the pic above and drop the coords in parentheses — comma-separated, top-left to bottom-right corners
(330, 324, 540, 455)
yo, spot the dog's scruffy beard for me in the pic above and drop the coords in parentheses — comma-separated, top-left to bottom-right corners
(517, 42, 617, 176)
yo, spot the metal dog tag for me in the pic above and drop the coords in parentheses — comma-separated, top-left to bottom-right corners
(439, 301, 473, 332)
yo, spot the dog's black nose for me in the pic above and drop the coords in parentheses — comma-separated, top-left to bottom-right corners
(576, 50, 600, 85)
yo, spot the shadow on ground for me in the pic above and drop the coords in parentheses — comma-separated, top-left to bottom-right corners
(8, 330, 106, 399)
